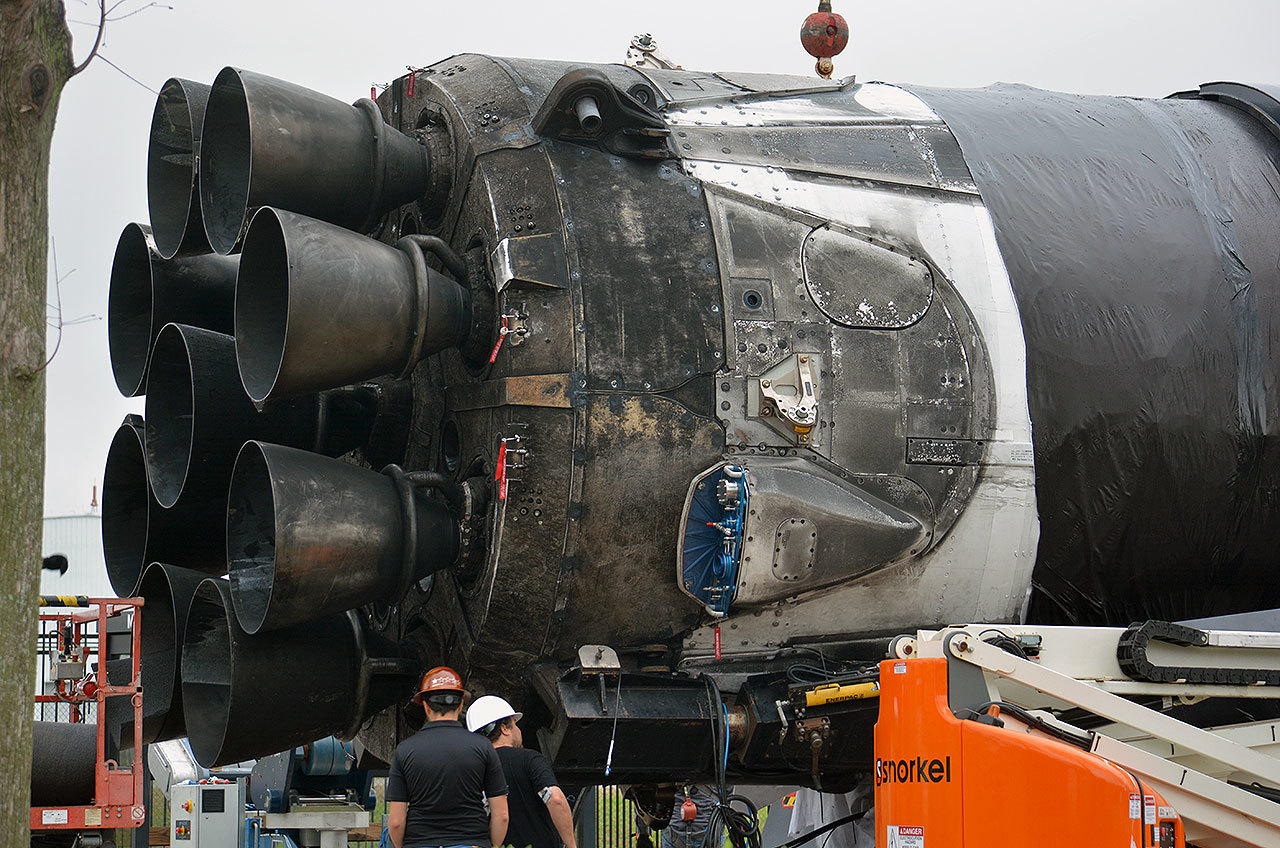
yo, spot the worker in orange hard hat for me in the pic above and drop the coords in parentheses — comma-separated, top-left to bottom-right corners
(385, 666, 509, 848)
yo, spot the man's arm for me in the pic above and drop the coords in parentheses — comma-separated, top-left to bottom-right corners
(488, 793, 510, 847)
(543, 786, 577, 848)
(387, 801, 408, 848)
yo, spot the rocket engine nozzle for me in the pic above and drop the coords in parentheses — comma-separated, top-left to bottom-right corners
(181, 578, 413, 767)
(226, 441, 459, 635)
(199, 67, 432, 255)
(102, 415, 226, 596)
(102, 416, 151, 596)
(134, 562, 206, 744)
(234, 208, 472, 404)
(143, 322, 378, 509)
(147, 78, 212, 259)
(107, 223, 237, 398)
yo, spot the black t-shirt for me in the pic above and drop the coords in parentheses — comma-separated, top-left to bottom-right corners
(496, 747, 561, 848)
(386, 720, 508, 847)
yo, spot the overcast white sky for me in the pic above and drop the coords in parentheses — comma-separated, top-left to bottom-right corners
(42, 0, 1280, 516)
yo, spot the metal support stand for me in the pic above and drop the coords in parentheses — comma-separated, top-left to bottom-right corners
(256, 807, 371, 848)
(132, 744, 150, 848)
(575, 786, 598, 848)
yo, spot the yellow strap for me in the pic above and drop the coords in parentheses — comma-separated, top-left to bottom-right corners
(39, 594, 90, 608)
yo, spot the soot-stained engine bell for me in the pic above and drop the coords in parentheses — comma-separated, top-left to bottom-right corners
(103, 51, 1280, 785)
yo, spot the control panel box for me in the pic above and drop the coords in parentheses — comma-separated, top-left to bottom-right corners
(171, 779, 245, 845)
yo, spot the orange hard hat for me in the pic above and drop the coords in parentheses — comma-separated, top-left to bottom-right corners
(412, 666, 465, 704)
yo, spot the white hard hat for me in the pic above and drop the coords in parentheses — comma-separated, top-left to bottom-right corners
(466, 695, 523, 733)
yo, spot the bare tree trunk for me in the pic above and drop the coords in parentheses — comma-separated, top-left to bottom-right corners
(0, 0, 72, 839)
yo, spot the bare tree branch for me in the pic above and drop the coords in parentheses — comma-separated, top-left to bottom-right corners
(107, 1, 171, 22)
(98, 54, 158, 93)
(33, 238, 72, 375)
(69, 0, 105, 77)
(69, 1, 173, 75)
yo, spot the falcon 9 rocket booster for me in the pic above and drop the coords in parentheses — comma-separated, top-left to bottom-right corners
(105, 56, 1280, 784)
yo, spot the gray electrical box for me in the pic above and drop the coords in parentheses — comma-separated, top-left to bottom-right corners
(170, 779, 245, 845)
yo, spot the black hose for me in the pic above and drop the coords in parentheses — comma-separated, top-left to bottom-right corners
(707, 795, 761, 848)
(780, 812, 865, 848)
(699, 675, 762, 848)
(405, 470, 466, 515)
(403, 234, 468, 281)
(966, 700, 1092, 750)
(785, 662, 879, 686)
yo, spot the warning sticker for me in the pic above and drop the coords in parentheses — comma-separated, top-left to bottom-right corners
(1129, 793, 1140, 819)
(41, 809, 68, 825)
(1158, 806, 1175, 820)
(886, 825, 924, 848)
(1008, 444, 1035, 465)
(1144, 796, 1157, 825)
(894, 662, 908, 675)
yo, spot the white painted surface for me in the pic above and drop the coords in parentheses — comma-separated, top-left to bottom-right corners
(41, 514, 114, 600)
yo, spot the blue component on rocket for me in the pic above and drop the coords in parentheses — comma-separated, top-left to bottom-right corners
(681, 465, 748, 617)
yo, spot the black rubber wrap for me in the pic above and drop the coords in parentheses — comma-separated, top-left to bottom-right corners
(906, 83, 1280, 625)
(31, 721, 98, 806)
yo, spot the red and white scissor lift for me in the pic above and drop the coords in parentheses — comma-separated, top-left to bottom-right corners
(31, 595, 146, 840)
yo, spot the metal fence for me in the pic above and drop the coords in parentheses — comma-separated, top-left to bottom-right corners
(34, 615, 100, 724)
(577, 786, 640, 848)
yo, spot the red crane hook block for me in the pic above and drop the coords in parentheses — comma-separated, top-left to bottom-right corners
(801, 1, 850, 78)
(801, 1, 850, 59)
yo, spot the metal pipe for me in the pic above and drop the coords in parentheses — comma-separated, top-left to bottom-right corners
(726, 704, 750, 747)
(574, 95, 602, 133)
(404, 470, 466, 517)
(107, 223, 237, 398)
(225, 441, 459, 634)
(199, 66, 432, 254)
(402, 234, 468, 281)
(101, 416, 225, 596)
(143, 323, 377, 508)
(147, 78, 211, 259)
(180, 578, 412, 767)
(234, 208, 471, 403)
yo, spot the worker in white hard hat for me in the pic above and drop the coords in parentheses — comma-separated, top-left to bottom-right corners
(467, 695, 578, 848)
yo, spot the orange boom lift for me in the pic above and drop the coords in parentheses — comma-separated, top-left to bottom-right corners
(864, 624, 1280, 848)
